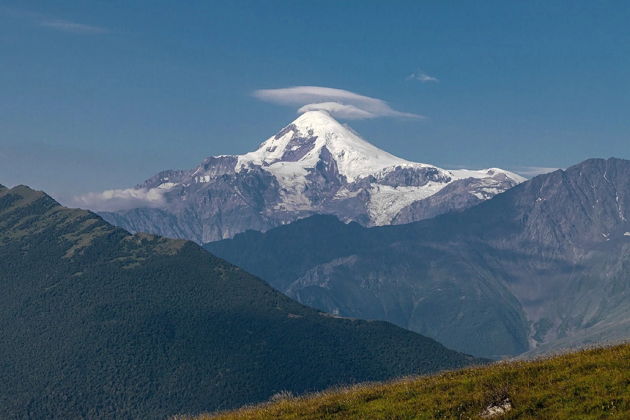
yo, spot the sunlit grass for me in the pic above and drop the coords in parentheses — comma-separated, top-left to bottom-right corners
(183, 343, 630, 420)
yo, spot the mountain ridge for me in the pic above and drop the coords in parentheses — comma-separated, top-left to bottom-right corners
(0, 183, 483, 419)
(94, 111, 524, 243)
(206, 157, 630, 358)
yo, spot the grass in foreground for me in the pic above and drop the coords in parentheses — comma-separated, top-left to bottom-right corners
(185, 343, 630, 420)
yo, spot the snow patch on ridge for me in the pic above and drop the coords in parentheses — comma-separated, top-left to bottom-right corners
(451, 168, 527, 184)
(368, 182, 448, 225)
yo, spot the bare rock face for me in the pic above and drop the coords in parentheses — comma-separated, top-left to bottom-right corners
(98, 111, 524, 243)
(392, 174, 518, 224)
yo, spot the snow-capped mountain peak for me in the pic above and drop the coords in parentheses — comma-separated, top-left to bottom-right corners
(237, 110, 427, 182)
(98, 111, 526, 243)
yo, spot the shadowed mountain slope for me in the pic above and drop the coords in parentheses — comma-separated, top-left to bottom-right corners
(207, 158, 630, 358)
(0, 185, 482, 419)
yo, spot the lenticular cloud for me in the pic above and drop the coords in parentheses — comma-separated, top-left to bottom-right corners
(253, 86, 422, 120)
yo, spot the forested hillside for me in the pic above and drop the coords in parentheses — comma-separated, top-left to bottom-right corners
(0, 184, 481, 419)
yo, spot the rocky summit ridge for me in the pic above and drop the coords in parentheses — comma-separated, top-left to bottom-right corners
(99, 111, 524, 243)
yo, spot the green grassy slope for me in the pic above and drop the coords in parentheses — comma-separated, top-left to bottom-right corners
(191, 343, 630, 420)
(0, 185, 483, 419)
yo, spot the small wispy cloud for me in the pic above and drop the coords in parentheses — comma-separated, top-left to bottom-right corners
(511, 166, 561, 177)
(407, 70, 439, 83)
(253, 86, 423, 120)
(0, 7, 109, 35)
(40, 19, 108, 34)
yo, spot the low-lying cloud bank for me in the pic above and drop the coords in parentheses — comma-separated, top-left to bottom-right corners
(72, 187, 166, 212)
(254, 86, 423, 120)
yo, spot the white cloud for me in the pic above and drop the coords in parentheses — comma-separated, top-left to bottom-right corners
(1, 7, 110, 34)
(253, 86, 423, 120)
(407, 71, 439, 83)
(297, 102, 377, 119)
(40, 19, 108, 34)
(511, 166, 561, 177)
(72, 188, 166, 212)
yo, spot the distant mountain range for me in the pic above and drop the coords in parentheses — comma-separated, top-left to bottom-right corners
(0, 183, 482, 419)
(98, 110, 524, 243)
(207, 158, 630, 359)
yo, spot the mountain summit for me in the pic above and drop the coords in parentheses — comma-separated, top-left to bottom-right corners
(237, 110, 425, 181)
(98, 111, 524, 243)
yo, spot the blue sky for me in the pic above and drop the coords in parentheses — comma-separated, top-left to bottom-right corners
(1, 0, 629, 202)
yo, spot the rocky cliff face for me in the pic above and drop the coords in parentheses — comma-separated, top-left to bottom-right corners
(98, 111, 524, 243)
(206, 158, 630, 358)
